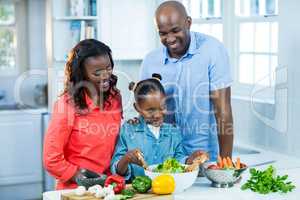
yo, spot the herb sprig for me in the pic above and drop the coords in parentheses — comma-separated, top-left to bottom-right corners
(241, 166, 295, 194)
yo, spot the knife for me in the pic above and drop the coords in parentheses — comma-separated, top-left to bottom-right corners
(234, 160, 276, 175)
(248, 160, 276, 168)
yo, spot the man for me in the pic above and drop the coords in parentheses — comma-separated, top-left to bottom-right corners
(140, 1, 233, 161)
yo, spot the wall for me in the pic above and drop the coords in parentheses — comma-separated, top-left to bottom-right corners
(114, 60, 141, 120)
(282, 0, 300, 157)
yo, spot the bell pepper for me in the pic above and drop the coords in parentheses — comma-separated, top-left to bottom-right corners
(104, 175, 125, 194)
(132, 176, 152, 193)
(152, 175, 175, 195)
(121, 188, 136, 198)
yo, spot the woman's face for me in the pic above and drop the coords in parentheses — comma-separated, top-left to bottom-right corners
(135, 91, 167, 127)
(83, 54, 113, 93)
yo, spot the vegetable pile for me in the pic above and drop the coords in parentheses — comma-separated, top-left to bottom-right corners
(153, 158, 185, 173)
(241, 166, 295, 194)
(208, 156, 245, 170)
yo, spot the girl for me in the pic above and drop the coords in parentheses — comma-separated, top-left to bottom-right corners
(110, 74, 205, 181)
(43, 39, 122, 189)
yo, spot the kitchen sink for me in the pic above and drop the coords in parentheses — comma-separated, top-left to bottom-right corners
(232, 145, 260, 155)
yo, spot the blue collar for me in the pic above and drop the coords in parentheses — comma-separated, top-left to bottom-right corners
(133, 116, 171, 138)
(162, 31, 198, 65)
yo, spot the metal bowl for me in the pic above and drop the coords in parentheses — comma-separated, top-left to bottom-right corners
(202, 162, 247, 188)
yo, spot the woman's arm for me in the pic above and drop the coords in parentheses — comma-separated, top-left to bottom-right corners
(43, 98, 78, 182)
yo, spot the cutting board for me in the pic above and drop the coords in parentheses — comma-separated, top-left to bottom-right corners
(61, 192, 172, 200)
(61, 185, 173, 200)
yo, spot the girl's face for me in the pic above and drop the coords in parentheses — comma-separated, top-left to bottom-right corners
(83, 54, 113, 93)
(135, 91, 167, 127)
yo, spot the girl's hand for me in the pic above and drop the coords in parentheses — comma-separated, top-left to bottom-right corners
(127, 117, 140, 125)
(124, 149, 144, 166)
(117, 149, 144, 176)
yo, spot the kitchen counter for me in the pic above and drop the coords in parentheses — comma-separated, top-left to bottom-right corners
(0, 107, 47, 114)
(43, 146, 300, 200)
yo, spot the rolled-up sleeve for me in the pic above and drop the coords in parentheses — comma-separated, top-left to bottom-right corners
(110, 125, 133, 180)
(173, 129, 188, 164)
(43, 98, 78, 182)
(208, 43, 233, 91)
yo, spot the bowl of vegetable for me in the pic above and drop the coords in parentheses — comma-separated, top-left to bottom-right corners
(202, 156, 247, 188)
(144, 158, 199, 193)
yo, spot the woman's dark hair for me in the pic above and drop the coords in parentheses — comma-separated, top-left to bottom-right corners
(63, 39, 118, 110)
(129, 73, 165, 102)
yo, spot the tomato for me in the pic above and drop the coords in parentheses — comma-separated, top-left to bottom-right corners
(207, 164, 220, 170)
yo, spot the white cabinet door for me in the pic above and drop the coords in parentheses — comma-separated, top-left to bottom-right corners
(100, 0, 157, 60)
(0, 113, 42, 185)
(0, 112, 43, 199)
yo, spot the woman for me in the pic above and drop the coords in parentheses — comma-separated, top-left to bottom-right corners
(43, 39, 122, 189)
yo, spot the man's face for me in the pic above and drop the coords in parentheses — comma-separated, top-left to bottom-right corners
(156, 13, 191, 58)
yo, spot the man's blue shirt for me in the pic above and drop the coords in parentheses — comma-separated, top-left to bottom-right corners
(140, 32, 232, 161)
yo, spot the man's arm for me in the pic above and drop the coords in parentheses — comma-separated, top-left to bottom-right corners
(210, 87, 233, 158)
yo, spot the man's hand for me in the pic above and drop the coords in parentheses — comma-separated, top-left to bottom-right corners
(186, 150, 208, 165)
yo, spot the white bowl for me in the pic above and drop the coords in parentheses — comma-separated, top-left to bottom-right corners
(144, 164, 198, 193)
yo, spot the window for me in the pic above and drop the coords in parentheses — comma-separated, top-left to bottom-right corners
(0, 1, 27, 76)
(178, 0, 279, 101)
(182, 0, 223, 42)
(0, 3, 16, 71)
(235, 0, 278, 87)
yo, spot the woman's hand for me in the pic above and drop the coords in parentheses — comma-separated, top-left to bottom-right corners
(71, 169, 87, 182)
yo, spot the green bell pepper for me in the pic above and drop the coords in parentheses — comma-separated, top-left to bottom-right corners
(121, 188, 135, 198)
(132, 176, 152, 193)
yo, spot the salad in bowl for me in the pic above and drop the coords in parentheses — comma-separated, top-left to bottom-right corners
(145, 154, 209, 193)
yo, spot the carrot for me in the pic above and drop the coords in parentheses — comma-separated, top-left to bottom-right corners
(217, 155, 223, 168)
(226, 157, 233, 168)
(222, 157, 228, 168)
(236, 157, 241, 169)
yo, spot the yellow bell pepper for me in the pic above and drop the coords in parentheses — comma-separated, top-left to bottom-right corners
(152, 174, 175, 194)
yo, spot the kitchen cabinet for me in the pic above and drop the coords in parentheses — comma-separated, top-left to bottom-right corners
(99, 0, 157, 60)
(46, 0, 101, 108)
(0, 110, 44, 199)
